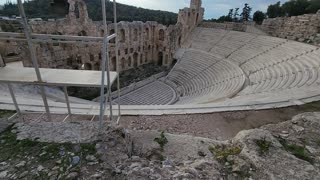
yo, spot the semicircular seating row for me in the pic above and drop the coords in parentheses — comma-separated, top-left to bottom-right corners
(188, 27, 320, 104)
(115, 27, 320, 105)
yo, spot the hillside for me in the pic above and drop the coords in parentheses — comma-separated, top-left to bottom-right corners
(0, 0, 177, 25)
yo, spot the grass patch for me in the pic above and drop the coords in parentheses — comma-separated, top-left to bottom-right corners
(255, 138, 272, 155)
(0, 126, 101, 179)
(298, 101, 320, 111)
(0, 110, 16, 119)
(154, 131, 168, 151)
(209, 145, 242, 162)
(279, 139, 313, 163)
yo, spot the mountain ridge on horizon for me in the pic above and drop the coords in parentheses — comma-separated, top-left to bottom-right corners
(0, 0, 178, 25)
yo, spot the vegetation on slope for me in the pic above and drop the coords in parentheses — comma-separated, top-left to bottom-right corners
(0, 0, 177, 25)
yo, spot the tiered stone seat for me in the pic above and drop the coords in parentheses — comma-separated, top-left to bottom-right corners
(166, 49, 246, 104)
(238, 45, 320, 95)
(113, 81, 176, 105)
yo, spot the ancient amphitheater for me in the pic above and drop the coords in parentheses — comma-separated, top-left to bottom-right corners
(0, 0, 320, 116)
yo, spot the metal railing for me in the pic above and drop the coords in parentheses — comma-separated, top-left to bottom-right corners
(0, 0, 121, 130)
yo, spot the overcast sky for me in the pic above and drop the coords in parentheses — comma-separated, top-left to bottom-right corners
(0, 0, 288, 19)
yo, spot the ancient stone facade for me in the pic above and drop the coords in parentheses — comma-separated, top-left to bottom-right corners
(198, 22, 248, 32)
(19, 0, 203, 71)
(261, 10, 320, 46)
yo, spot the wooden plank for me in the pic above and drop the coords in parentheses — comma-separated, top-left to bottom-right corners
(0, 67, 117, 87)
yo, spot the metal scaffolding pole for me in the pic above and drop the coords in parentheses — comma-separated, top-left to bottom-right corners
(99, 0, 113, 130)
(17, 0, 51, 121)
(113, 0, 122, 124)
(63, 86, 72, 121)
(7, 83, 21, 115)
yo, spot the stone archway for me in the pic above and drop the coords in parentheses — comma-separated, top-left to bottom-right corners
(120, 29, 125, 43)
(158, 52, 163, 66)
(83, 63, 92, 70)
(133, 53, 138, 68)
(111, 57, 116, 71)
(159, 29, 165, 41)
(128, 57, 132, 67)
(121, 57, 125, 70)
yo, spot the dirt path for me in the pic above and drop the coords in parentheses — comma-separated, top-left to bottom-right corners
(120, 103, 320, 140)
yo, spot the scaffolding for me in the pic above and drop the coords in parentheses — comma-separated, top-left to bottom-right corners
(0, 0, 121, 128)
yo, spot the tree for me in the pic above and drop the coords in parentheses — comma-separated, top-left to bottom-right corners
(266, 1, 284, 18)
(228, 9, 234, 19)
(233, 8, 240, 22)
(253, 11, 266, 25)
(241, 3, 252, 21)
(282, 0, 310, 16)
(307, 0, 320, 13)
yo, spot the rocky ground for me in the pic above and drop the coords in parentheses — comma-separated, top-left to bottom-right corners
(0, 110, 319, 179)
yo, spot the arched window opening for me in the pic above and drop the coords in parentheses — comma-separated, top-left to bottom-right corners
(83, 63, 92, 70)
(94, 63, 100, 70)
(157, 52, 163, 66)
(133, 28, 138, 41)
(128, 57, 132, 67)
(133, 53, 138, 68)
(111, 57, 116, 71)
(109, 29, 115, 43)
(159, 29, 165, 41)
(140, 54, 143, 64)
(165, 55, 168, 65)
(90, 54, 94, 61)
(78, 30, 87, 36)
(145, 28, 149, 40)
(121, 58, 125, 70)
(145, 52, 148, 63)
(120, 29, 125, 43)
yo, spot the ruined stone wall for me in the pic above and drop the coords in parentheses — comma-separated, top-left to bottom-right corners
(198, 22, 247, 32)
(261, 10, 320, 46)
(17, 0, 203, 71)
(177, 0, 204, 47)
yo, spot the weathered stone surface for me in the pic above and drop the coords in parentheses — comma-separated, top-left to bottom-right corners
(261, 13, 320, 46)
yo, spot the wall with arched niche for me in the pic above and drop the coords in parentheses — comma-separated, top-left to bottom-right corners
(19, 0, 202, 72)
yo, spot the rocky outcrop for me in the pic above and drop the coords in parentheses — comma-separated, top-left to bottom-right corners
(10, 112, 320, 179)
(261, 10, 320, 46)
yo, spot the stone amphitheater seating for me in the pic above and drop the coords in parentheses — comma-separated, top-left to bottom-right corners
(113, 27, 320, 107)
(165, 49, 245, 104)
(5, 27, 318, 114)
(113, 81, 177, 105)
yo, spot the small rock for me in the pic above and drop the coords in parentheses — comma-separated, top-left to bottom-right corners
(56, 160, 62, 165)
(19, 171, 28, 178)
(88, 162, 98, 166)
(162, 158, 174, 168)
(279, 133, 289, 138)
(0, 171, 8, 178)
(37, 165, 45, 172)
(281, 131, 289, 134)
(95, 143, 101, 149)
(91, 173, 102, 179)
(85, 155, 97, 162)
(71, 156, 80, 165)
(39, 152, 47, 157)
(66, 172, 79, 180)
(292, 125, 304, 133)
(129, 163, 141, 169)
(306, 146, 317, 154)
(59, 147, 65, 156)
(52, 166, 59, 171)
(15, 161, 26, 168)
